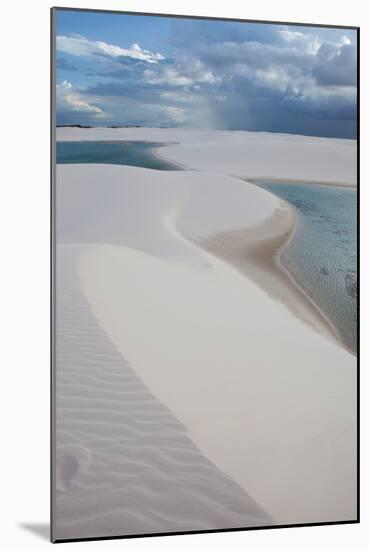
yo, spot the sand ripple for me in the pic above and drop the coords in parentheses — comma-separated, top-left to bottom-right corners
(54, 245, 271, 540)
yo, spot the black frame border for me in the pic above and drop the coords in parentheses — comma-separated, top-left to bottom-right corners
(50, 6, 360, 544)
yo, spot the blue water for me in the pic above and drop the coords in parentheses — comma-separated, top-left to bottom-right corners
(257, 182, 357, 353)
(56, 141, 179, 171)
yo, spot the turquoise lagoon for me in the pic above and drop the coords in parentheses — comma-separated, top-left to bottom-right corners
(257, 181, 357, 353)
(56, 141, 179, 171)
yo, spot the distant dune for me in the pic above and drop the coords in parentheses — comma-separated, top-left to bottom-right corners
(56, 126, 357, 186)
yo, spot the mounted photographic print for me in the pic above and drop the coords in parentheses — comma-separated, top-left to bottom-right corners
(51, 7, 359, 543)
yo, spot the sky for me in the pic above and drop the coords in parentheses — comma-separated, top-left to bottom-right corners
(55, 9, 358, 138)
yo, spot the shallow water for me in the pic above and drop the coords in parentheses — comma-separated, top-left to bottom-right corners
(257, 181, 357, 353)
(56, 141, 179, 171)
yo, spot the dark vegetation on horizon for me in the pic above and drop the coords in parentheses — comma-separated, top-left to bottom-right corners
(56, 124, 147, 129)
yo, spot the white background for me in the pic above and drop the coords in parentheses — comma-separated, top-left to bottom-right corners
(1, 0, 367, 547)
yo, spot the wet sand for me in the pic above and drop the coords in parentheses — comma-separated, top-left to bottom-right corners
(199, 202, 344, 347)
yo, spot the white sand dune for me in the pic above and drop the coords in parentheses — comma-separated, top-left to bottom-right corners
(54, 245, 271, 540)
(57, 126, 357, 186)
(55, 153, 356, 536)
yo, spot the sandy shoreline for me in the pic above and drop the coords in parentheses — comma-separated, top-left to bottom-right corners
(199, 201, 345, 349)
(244, 177, 357, 189)
(153, 136, 355, 350)
(55, 128, 357, 534)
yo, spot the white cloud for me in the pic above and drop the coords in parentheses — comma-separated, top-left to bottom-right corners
(279, 29, 305, 42)
(143, 58, 219, 88)
(339, 35, 352, 46)
(279, 28, 321, 55)
(57, 80, 104, 115)
(144, 67, 193, 87)
(56, 35, 165, 64)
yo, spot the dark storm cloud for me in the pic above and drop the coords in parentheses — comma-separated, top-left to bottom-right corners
(200, 76, 336, 135)
(196, 39, 312, 71)
(56, 22, 357, 137)
(313, 43, 357, 86)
